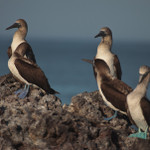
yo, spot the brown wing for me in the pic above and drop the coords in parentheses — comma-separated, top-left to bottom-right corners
(114, 55, 122, 80)
(93, 66, 97, 79)
(140, 97, 150, 126)
(101, 80, 132, 112)
(15, 42, 36, 63)
(15, 58, 57, 94)
(93, 58, 110, 80)
(110, 79, 133, 95)
(7, 46, 12, 58)
(93, 57, 97, 79)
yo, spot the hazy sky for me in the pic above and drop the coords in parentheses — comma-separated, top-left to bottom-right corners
(0, 0, 150, 42)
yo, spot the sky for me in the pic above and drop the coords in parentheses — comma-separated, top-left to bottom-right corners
(0, 0, 150, 42)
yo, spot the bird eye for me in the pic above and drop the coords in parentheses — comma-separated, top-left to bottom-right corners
(100, 31, 106, 37)
(18, 23, 21, 27)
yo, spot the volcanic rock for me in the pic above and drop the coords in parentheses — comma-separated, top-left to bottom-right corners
(0, 74, 149, 150)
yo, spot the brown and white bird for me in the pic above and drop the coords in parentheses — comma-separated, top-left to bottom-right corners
(93, 58, 132, 120)
(127, 65, 150, 139)
(6, 19, 58, 98)
(82, 27, 123, 120)
(6, 19, 36, 63)
(94, 27, 122, 80)
(8, 49, 59, 98)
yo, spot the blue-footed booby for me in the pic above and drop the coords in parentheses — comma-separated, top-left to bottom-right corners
(8, 50, 59, 98)
(6, 19, 36, 63)
(127, 65, 150, 139)
(95, 27, 122, 80)
(82, 27, 122, 120)
(6, 19, 38, 98)
(93, 59, 132, 119)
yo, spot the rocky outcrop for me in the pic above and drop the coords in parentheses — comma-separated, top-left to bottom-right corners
(0, 74, 150, 150)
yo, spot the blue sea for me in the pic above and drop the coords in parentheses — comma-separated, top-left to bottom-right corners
(1, 38, 150, 104)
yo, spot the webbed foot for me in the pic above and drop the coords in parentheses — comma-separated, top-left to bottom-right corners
(129, 127, 148, 139)
(14, 84, 30, 99)
(14, 88, 24, 95)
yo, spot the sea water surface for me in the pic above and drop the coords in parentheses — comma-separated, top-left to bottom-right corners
(0, 38, 150, 104)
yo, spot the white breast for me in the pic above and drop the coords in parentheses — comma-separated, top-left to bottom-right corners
(96, 45, 116, 78)
(8, 57, 29, 85)
(127, 92, 147, 131)
(11, 39, 25, 53)
(11, 32, 26, 53)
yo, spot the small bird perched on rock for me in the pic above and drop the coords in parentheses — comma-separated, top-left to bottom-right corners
(6, 19, 58, 98)
(8, 50, 59, 98)
(83, 27, 122, 120)
(127, 65, 150, 139)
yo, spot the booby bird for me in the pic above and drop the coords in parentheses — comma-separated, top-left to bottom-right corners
(95, 27, 122, 80)
(6, 19, 36, 63)
(82, 27, 122, 120)
(127, 65, 150, 139)
(93, 58, 132, 119)
(8, 51, 59, 98)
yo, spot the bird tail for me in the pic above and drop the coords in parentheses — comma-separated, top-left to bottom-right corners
(82, 58, 93, 64)
(49, 88, 60, 95)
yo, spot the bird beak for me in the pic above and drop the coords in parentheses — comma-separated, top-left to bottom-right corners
(6, 23, 20, 30)
(94, 31, 105, 38)
(95, 32, 101, 38)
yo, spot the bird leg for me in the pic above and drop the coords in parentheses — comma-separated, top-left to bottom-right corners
(18, 84, 30, 99)
(104, 110, 118, 121)
(14, 85, 26, 95)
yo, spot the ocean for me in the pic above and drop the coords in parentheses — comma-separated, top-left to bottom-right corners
(1, 38, 150, 104)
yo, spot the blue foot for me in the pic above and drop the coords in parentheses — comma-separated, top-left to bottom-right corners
(104, 111, 117, 121)
(16, 84, 30, 99)
(130, 125, 138, 131)
(129, 127, 148, 139)
(129, 132, 147, 139)
(18, 84, 30, 99)
(14, 88, 24, 95)
(14, 84, 27, 95)
(18, 90, 28, 99)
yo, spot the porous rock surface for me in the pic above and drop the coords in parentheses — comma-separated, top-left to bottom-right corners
(0, 74, 149, 150)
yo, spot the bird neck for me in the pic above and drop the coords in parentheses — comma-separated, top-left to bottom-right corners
(11, 30, 26, 53)
(96, 37, 112, 59)
(134, 74, 150, 97)
(102, 35, 112, 46)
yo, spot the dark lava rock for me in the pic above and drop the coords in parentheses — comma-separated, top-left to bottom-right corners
(0, 74, 149, 150)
